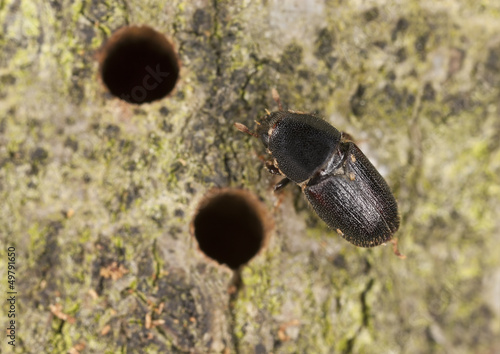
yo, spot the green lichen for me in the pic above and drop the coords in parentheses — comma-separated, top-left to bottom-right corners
(1, 0, 499, 353)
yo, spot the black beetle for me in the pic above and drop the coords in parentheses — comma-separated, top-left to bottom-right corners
(235, 92, 400, 248)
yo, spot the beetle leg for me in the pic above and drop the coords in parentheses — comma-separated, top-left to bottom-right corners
(340, 132, 355, 143)
(264, 161, 290, 192)
(341, 131, 364, 144)
(265, 161, 282, 175)
(273, 183, 287, 211)
(274, 177, 291, 192)
(390, 238, 406, 259)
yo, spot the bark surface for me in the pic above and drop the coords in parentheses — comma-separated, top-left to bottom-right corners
(1, 0, 499, 353)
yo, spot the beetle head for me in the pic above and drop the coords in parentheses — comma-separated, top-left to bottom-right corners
(255, 111, 283, 149)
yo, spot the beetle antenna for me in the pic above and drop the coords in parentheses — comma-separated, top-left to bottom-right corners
(271, 88, 283, 111)
(234, 122, 259, 137)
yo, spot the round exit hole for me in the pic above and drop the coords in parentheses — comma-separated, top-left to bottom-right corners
(191, 189, 272, 270)
(99, 25, 180, 104)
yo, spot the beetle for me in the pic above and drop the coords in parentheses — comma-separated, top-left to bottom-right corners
(234, 91, 400, 248)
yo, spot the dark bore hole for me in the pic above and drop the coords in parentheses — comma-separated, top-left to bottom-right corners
(192, 189, 269, 270)
(99, 25, 180, 104)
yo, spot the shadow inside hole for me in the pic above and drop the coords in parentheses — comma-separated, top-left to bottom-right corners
(193, 192, 266, 270)
(100, 25, 179, 104)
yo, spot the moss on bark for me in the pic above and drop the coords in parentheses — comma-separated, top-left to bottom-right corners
(1, 0, 500, 353)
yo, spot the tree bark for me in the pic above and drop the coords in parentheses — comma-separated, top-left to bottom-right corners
(1, 0, 499, 353)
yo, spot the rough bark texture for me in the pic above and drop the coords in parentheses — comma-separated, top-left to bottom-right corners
(1, 0, 500, 353)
